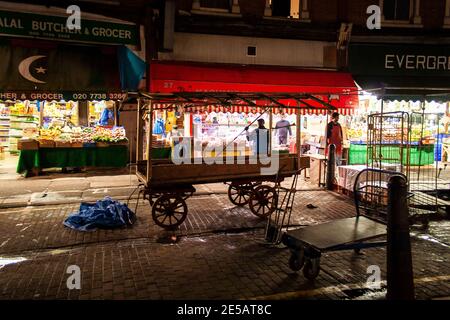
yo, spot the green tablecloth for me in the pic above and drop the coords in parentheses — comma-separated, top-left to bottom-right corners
(17, 146, 129, 174)
(152, 147, 171, 159)
(348, 143, 435, 166)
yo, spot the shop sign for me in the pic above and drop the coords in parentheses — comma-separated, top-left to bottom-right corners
(0, 91, 127, 101)
(0, 39, 121, 91)
(0, 9, 138, 45)
(349, 44, 450, 77)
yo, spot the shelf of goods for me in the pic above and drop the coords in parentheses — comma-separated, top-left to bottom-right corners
(0, 115, 9, 149)
(9, 114, 39, 154)
(43, 101, 79, 128)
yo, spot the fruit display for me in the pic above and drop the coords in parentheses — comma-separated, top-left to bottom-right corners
(29, 125, 128, 148)
(92, 126, 128, 143)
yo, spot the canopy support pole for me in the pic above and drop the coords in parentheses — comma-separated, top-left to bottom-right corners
(146, 101, 153, 184)
(296, 102, 302, 170)
(136, 98, 142, 165)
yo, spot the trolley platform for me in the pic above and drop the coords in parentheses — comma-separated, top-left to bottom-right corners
(281, 216, 387, 280)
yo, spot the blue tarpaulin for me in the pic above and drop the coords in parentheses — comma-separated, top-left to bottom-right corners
(64, 197, 136, 231)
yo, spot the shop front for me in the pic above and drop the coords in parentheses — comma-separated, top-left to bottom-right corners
(334, 43, 450, 193)
(0, 8, 145, 176)
(147, 61, 358, 166)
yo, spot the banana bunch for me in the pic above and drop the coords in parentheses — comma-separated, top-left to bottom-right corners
(39, 127, 62, 140)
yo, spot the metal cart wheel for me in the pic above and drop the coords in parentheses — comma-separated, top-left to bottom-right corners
(152, 194, 188, 229)
(303, 258, 321, 280)
(249, 185, 278, 218)
(228, 183, 252, 206)
(288, 249, 305, 271)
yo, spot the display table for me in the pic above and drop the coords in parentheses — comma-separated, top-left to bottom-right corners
(308, 154, 327, 187)
(17, 145, 129, 174)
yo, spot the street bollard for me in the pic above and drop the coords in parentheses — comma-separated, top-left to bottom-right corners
(386, 175, 415, 300)
(326, 144, 336, 190)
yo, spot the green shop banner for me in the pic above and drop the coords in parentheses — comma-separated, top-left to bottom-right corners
(349, 43, 450, 77)
(0, 91, 127, 101)
(0, 9, 138, 45)
(0, 38, 122, 91)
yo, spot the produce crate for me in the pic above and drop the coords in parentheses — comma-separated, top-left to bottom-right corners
(83, 142, 96, 148)
(71, 142, 83, 148)
(38, 139, 55, 148)
(96, 142, 110, 147)
(55, 141, 72, 148)
(111, 140, 129, 146)
(18, 139, 39, 151)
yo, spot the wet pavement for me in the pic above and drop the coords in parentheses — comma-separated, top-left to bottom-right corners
(0, 173, 448, 300)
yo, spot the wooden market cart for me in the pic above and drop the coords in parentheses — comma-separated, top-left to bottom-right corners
(132, 92, 337, 229)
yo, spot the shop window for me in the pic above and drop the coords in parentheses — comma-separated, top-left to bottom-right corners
(200, 0, 231, 10)
(247, 46, 257, 56)
(383, 0, 411, 21)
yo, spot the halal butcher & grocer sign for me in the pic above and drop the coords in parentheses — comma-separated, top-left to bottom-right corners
(0, 9, 138, 45)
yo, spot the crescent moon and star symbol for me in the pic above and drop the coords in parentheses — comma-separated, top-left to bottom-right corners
(18, 55, 47, 84)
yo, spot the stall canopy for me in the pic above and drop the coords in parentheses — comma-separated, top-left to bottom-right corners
(349, 43, 450, 102)
(149, 61, 359, 115)
(0, 38, 145, 101)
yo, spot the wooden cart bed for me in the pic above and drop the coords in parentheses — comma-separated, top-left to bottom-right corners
(137, 154, 310, 187)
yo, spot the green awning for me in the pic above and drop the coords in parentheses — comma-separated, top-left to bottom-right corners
(354, 75, 450, 102)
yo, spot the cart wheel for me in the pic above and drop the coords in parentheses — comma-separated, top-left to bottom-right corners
(303, 258, 320, 280)
(288, 250, 305, 271)
(228, 184, 252, 206)
(249, 185, 278, 218)
(152, 194, 188, 229)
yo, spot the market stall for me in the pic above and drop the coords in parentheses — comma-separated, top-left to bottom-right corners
(16, 125, 128, 175)
(133, 91, 346, 229)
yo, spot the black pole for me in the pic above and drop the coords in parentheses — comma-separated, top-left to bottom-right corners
(326, 144, 336, 190)
(387, 175, 415, 300)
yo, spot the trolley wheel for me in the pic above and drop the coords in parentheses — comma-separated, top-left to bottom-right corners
(288, 250, 305, 271)
(249, 185, 278, 218)
(228, 184, 252, 206)
(303, 258, 320, 280)
(152, 194, 188, 229)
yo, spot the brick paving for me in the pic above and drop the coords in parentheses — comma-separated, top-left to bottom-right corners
(0, 190, 355, 255)
(0, 230, 448, 300)
(0, 188, 449, 300)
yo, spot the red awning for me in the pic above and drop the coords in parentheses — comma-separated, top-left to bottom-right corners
(150, 61, 359, 115)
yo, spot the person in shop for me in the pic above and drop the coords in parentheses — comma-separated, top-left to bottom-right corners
(153, 114, 166, 137)
(326, 112, 343, 166)
(245, 119, 269, 156)
(99, 105, 115, 126)
(167, 125, 185, 157)
(275, 113, 292, 145)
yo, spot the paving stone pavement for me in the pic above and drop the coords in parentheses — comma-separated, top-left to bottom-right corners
(0, 230, 448, 300)
(0, 189, 449, 300)
(0, 191, 355, 255)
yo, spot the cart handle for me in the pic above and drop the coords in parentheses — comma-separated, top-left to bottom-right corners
(353, 168, 408, 218)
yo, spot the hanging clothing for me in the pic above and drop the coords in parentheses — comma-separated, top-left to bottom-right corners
(99, 108, 114, 126)
(153, 118, 165, 136)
